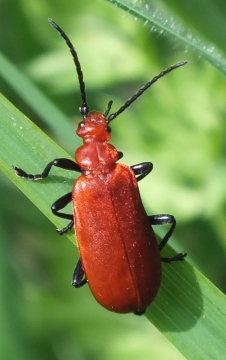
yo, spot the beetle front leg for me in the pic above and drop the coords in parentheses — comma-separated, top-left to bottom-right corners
(131, 162, 153, 182)
(149, 214, 186, 262)
(117, 151, 123, 160)
(13, 158, 81, 180)
(72, 258, 87, 288)
(51, 192, 74, 235)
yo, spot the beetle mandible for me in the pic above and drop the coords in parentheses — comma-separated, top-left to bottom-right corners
(14, 19, 187, 315)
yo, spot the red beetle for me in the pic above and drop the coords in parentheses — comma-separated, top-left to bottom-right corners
(14, 19, 186, 315)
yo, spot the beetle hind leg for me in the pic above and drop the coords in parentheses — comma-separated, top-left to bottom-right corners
(134, 309, 146, 316)
(149, 214, 187, 262)
(72, 258, 87, 288)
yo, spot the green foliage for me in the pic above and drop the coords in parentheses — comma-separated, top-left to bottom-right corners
(1, 1, 226, 359)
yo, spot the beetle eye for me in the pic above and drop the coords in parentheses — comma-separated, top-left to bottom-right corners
(78, 121, 85, 128)
(107, 125, 111, 133)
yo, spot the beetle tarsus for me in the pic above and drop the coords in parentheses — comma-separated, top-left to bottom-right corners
(13, 166, 43, 180)
(56, 220, 74, 235)
(161, 253, 187, 263)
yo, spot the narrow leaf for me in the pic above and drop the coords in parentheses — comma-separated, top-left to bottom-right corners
(105, 0, 226, 74)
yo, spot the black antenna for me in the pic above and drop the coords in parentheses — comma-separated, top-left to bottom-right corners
(108, 61, 187, 122)
(48, 19, 89, 116)
(104, 100, 113, 117)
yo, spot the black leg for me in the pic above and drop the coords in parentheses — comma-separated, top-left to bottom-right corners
(117, 151, 123, 160)
(150, 214, 176, 251)
(134, 215, 185, 316)
(72, 258, 87, 288)
(134, 309, 146, 316)
(161, 253, 186, 263)
(51, 192, 74, 235)
(131, 162, 153, 182)
(149, 214, 186, 262)
(13, 158, 81, 180)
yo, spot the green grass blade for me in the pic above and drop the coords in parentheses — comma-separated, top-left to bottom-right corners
(0, 51, 76, 147)
(1, 92, 226, 359)
(0, 92, 75, 244)
(147, 248, 226, 359)
(105, 0, 226, 74)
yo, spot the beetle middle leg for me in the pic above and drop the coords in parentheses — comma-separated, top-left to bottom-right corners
(149, 214, 186, 262)
(14, 159, 81, 234)
(51, 192, 74, 235)
(72, 258, 87, 288)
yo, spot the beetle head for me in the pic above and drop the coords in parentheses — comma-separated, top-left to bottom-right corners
(76, 112, 111, 142)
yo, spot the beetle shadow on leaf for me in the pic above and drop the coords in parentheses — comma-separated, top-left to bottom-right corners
(146, 255, 202, 332)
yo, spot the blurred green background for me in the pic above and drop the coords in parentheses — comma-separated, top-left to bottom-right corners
(0, 0, 226, 359)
